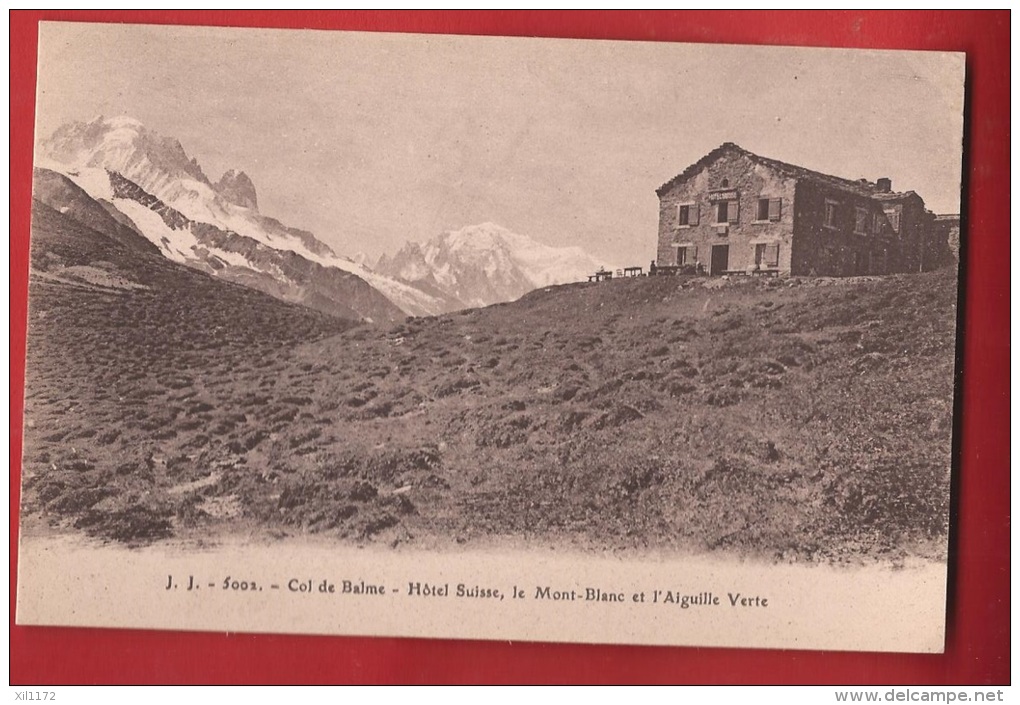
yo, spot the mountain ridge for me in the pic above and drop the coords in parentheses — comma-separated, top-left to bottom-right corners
(36, 116, 444, 319)
(214, 169, 258, 210)
(376, 222, 609, 312)
(33, 166, 404, 323)
(38, 116, 607, 319)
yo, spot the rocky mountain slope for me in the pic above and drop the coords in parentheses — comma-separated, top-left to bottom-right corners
(32, 166, 405, 323)
(375, 222, 608, 312)
(37, 116, 443, 318)
(214, 169, 258, 210)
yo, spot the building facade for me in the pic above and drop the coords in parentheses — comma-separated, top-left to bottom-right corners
(655, 143, 945, 277)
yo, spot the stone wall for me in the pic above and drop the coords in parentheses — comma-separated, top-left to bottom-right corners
(791, 181, 898, 276)
(654, 150, 943, 277)
(656, 151, 797, 275)
(933, 214, 961, 267)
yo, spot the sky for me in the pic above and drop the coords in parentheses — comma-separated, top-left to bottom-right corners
(34, 22, 965, 266)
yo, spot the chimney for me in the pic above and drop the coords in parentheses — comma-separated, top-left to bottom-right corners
(876, 177, 892, 193)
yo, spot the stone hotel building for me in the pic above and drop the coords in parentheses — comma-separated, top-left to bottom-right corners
(655, 143, 948, 277)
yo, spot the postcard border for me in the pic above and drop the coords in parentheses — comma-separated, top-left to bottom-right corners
(9, 9, 1010, 685)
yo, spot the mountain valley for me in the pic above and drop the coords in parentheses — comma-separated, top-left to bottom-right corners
(20, 191, 957, 561)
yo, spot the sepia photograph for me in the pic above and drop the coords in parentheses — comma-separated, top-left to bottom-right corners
(16, 20, 965, 653)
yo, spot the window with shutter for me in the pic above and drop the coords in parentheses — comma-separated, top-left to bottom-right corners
(677, 202, 699, 227)
(766, 243, 780, 267)
(884, 208, 900, 233)
(824, 200, 839, 229)
(716, 201, 728, 224)
(727, 200, 739, 224)
(754, 243, 767, 266)
(854, 207, 868, 235)
(757, 197, 783, 222)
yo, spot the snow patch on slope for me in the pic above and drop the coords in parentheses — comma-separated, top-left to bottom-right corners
(112, 198, 198, 264)
(39, 116, 456, 317)
(50, 164, 115, 202)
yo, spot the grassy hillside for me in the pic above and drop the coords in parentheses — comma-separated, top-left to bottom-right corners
(21, 202, 352, 541)
(21, 211, 958, 562)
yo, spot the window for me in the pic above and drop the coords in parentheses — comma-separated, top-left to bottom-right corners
(824, 200, 839, 229)
(854, 206, 869, 235)
(716, 200, 739, 224)
(674, 244, 697, 268)
(677, 203, 698, 227)
(884, 208, 901, 233)
(756, 197, 782, 222)
(753, 242, 780, 268)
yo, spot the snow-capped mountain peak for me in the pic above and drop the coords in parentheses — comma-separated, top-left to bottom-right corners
(43, 115, 210, 188)
(36, 117, 446, 319)
(376, 223, 608, 311)
(36, 117, 599, 320)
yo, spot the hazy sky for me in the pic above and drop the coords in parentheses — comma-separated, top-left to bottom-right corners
(34, 22, 965, 265)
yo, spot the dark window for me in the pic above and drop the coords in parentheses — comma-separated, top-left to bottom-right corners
(854, 207, 868, 235)
(755, 198, 782, 222)
(677, 203, 698, 227)
(716, 201, 729, 224)
(675, 245, 697, 267)
(884, 208, 901, 233)
(755, 243, 780, 268)
(824, 201, 838, 228)
(716, 200, 738, 224)
(721, 179, 729, 188)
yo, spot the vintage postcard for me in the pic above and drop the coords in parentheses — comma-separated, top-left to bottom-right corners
(16, 22, 964, 652)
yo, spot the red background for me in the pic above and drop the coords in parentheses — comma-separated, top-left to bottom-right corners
(9, 11, 1010, 685)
